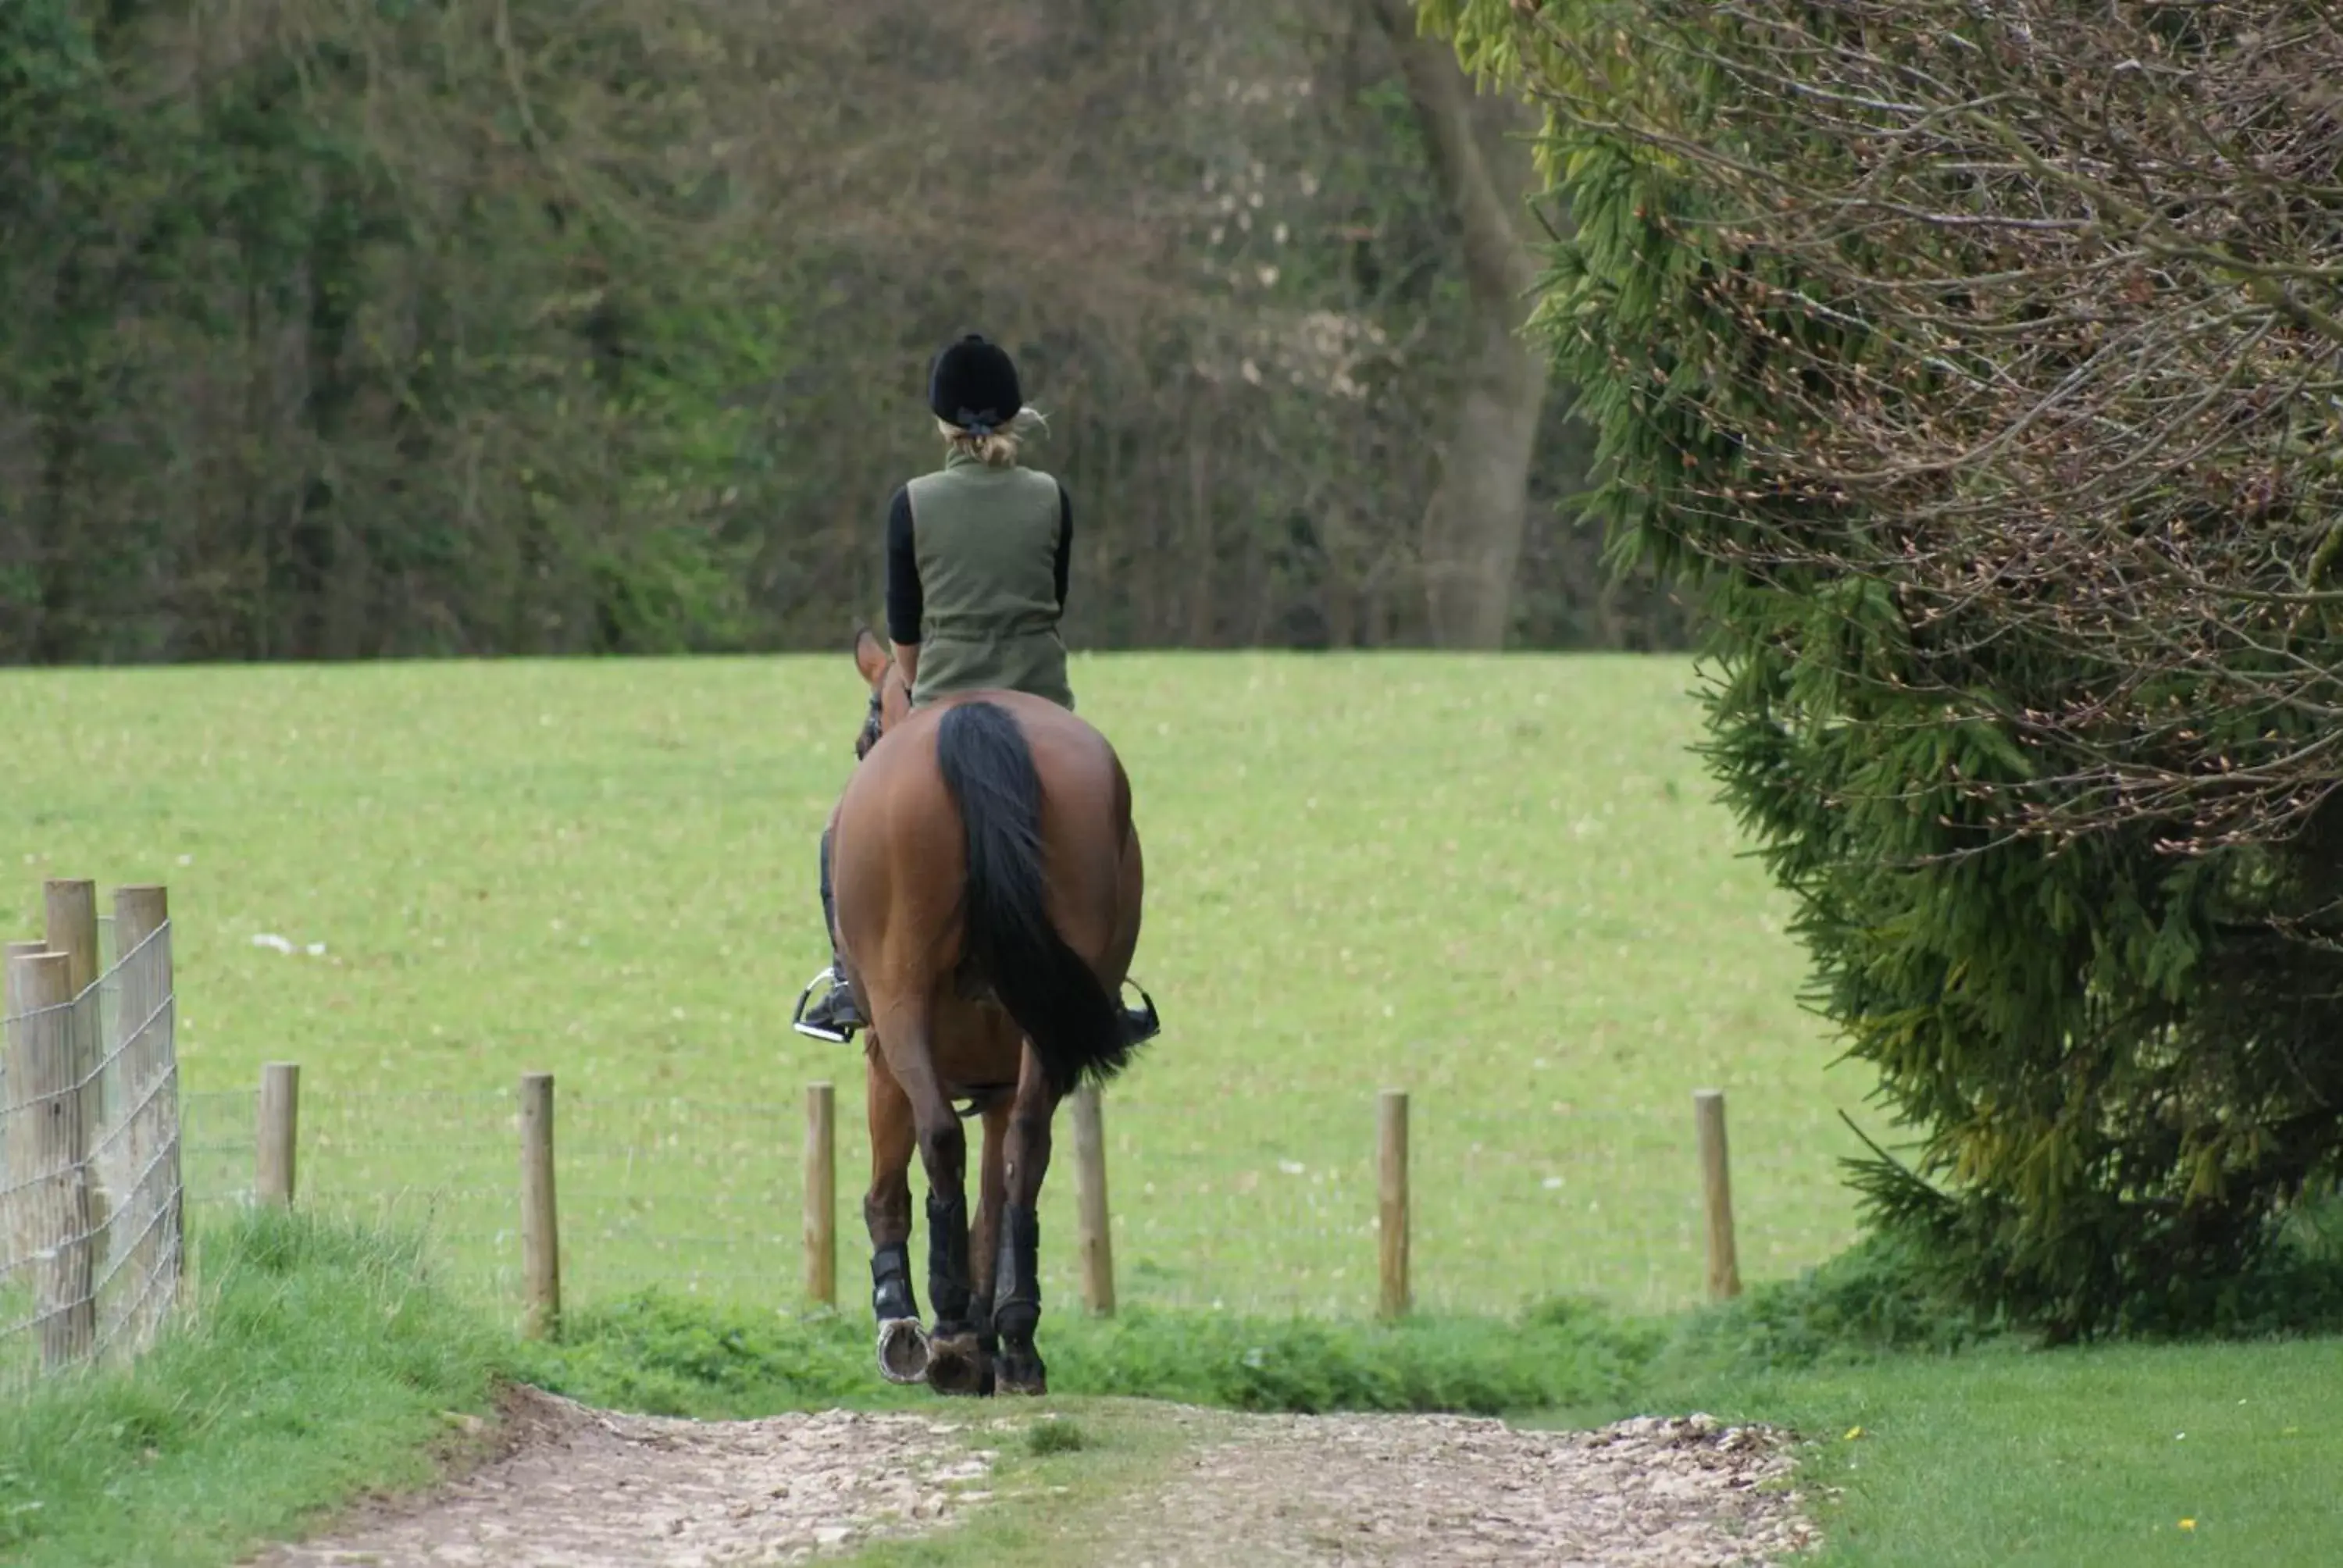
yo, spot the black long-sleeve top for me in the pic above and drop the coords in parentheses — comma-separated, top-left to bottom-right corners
(884, 481, 1073, 646)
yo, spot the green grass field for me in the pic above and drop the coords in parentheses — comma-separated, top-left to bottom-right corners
(4, 651, 1870, 1321)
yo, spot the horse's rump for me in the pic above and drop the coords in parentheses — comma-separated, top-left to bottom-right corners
(833, 690, 1141, 1097)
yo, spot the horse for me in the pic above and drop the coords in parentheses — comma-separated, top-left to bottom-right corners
(815, 627, 1158, 1396)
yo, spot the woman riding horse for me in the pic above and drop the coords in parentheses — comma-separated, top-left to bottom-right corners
(788, 334, 1162, 1396)
(796, 333, 1155, 1049)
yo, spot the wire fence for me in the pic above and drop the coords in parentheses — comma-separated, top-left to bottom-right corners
(3, 904, 185, 1397)
(187, 1088, 818, 1320)
(5, 891, 1856, 1356)
(180, 1071, 1862, 1329)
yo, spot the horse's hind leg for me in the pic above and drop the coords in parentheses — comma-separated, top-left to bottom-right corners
(993, 1041, 1060, 1396)
(863, 1046, 929, 1385)
(969, 1099, 1010, 1396)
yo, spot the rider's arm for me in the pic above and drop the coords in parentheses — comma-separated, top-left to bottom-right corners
(1054, 481, 1072, 611)
(886, 486, 922, 681)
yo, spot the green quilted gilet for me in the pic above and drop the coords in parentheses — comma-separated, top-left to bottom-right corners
(904, 451, 1075, 711)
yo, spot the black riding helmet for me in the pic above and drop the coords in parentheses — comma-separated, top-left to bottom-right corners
(929, 334, 1022, 435)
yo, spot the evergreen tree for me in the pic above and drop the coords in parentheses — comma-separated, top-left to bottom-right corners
(1423, 0, 2343, 1336)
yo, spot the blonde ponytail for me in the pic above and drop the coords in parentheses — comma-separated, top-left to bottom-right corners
(936, 405, 1050, 469)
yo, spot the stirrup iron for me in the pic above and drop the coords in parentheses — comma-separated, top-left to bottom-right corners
(1120, 979, 1162, 1046)
(792, 965, 857, 1043)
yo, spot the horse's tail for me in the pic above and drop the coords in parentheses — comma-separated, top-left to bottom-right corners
(933, 699, 1136, 1098)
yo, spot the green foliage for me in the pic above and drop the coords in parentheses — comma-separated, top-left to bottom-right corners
(1653, 1231, 2010, 1381)
(1421, 0, 2343, 1340)
(515, 1291, 1664, 1419)
(505, 1203, 2343, 1427)
(508, 1297, 888, 1420)
(1047, 1304, 1660, 1415)
(0, 0, 791, 661)
(0, 1209, 506, 1568)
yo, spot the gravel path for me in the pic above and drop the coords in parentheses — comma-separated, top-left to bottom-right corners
(241, 1389, 1818, 1566)
(241, 1387, 1001, 1567)
(1097, 1409, 1818, 1566)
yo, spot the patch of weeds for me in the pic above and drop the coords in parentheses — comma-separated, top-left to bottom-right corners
(509, 1295, 913, 1418)
(1024, 1417, 1089, 1456)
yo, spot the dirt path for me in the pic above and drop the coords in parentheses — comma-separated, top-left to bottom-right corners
(1092, 1409, 1818, 1566)
(241, 1388, 1818, 1567)
(242, 1388, 1002, 1567)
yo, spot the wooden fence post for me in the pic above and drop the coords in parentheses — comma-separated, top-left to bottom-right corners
(3, 942, 53, 1293)
(42, 880, 105, 1237)
(803, 1081, 836, 1307)
(112, 888, 171, 1108)
(519, 1071, 560, 1340)
(1378, 1089, 1410, 1320)
(40, 878, 98, 1003)
(6, 950, 95, 1370)
(3, 941, 54, 1308)
(112, 886, 180, 1323)
(1071, 1082, 1115, 1317)
(256, 1063, 301, 1206)
(1, 941, 48, 990)
(1694, 1089, 1742, 1301)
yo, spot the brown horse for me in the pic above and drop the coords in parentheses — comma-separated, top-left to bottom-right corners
(819, 628, 1157, 1396)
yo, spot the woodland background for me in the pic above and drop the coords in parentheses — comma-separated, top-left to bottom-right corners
(0, 0, 1691, 665)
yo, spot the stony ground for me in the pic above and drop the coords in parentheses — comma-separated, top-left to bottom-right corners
(241, 1388, 1000, 1568)
(1094, 1408, 1819, 1567)
(241, 1388, 1818, 1567)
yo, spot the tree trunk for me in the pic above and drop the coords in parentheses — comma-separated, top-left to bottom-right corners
(1371, 0, 1551, 649)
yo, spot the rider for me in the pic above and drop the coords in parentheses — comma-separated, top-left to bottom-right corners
(795, 333, 1155, 1046)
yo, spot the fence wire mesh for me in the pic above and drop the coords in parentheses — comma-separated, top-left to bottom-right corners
(1, 902, 1859, 1377)
(2, 915, 185, 1395)
(188, 1092, 818, 1327)
(1022, 1090, 1859, 1318)
(169, 1074, 1860, 1326)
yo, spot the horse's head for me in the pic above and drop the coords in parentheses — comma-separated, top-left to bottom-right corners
(853, 627, 913, 760)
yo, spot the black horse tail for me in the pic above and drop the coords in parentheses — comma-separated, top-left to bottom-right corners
(933, 700, 1136, 1097)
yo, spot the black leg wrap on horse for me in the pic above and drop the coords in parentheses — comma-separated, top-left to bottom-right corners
(993, 1203, 1042, 1341)
(925, 1191, 972, 1324)
(871, 1241, 917, 1323)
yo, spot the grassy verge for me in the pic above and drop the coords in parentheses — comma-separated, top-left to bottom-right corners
(1666, 1341, 2343, 1567)
(508, 1288, 1668, 1420)
(506, 1231, 2013, 1424)
(514, 1222, 2343, 1427)
(0, 1208, 507, 1568)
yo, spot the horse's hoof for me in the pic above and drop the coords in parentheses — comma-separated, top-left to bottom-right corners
(995, 1349, 1047, 1397)
(925, 1331, 988, 1398)
(876, 1318, 930, 1384)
